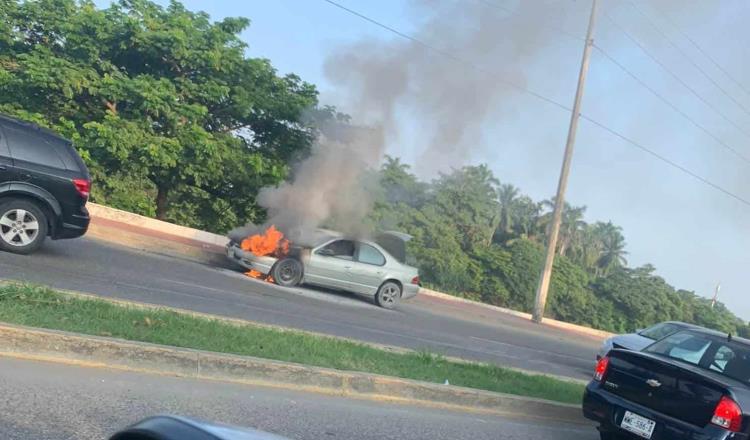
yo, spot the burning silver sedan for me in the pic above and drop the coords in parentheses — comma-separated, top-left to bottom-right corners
(226, 227, 420, 309)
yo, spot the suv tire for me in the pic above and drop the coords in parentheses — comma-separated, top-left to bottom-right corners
(0, 199, 48, 254)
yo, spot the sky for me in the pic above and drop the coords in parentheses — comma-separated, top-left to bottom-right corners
(97, 0, 750, 320)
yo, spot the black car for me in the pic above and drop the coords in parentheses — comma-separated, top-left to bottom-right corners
(0, 114, 90, 253)
(584, 328, 750, 440)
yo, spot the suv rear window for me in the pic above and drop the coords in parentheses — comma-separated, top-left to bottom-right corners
(646, 331, 750, 384)
(2, 123, 78, 170)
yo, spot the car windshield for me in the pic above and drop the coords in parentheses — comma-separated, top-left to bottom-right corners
(639, 322, 682, 340)
(645, 331, 750, 384)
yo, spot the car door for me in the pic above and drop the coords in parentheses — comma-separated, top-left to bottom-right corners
(0, 124, 17, 184)
(304, 239, 358, 291)
(347, 242, 387, 295)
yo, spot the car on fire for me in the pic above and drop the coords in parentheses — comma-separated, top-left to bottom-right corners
(584, 327, 750, 440)
(226, 229, 420, 309)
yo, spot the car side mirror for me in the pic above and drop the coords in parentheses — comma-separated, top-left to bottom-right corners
(317, 248, 334, 256)
(636, 328, 644, 333)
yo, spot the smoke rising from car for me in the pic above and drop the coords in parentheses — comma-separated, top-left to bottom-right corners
(232, 1, 585, 240)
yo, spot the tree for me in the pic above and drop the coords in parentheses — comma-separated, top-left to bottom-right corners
(378, 155, 428, 208)
(496, 183, 520, 239)
(431, 165, 500, 250)
(0, 0, 322, 229)
(539, 198, 586, 256)
(595, 222, 628, 275)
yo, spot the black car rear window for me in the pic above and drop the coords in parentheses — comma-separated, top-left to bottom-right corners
(645, 331, 750, 384)
(2, 123, 78, 170)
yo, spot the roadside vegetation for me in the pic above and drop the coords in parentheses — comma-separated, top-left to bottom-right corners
(367, 157, 749, 336)
(0, 283, 583, 404)
(1, 0, 746, 335)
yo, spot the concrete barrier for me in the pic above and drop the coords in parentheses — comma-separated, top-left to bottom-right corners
(0, 323, 588, 424)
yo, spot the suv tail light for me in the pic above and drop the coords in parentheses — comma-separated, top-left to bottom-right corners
(72, 178, 91, 199)
(712, 396, 742, 432)
(594, 356, 609, 382)
(411, 276, 421, 286)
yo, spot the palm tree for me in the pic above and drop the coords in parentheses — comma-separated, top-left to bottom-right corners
(539, 198, 586, 256)
(595, 222, 628, 275)
(497, 184, 520, 236)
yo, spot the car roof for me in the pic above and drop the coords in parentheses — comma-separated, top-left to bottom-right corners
(679, 327, 750, 346)
(0, 113, 70, 143)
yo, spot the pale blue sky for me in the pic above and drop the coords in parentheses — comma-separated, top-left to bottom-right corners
(97, 0, 750, 319)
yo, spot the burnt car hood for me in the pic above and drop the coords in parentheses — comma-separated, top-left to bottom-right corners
(375, 231, 413, 264)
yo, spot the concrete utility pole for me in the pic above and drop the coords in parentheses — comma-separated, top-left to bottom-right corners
(532, 0, 599, 324)
(711, 283, 721, 308)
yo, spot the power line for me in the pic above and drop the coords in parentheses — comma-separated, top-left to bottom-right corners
(645, 1, 750, 103)
(602, 9, 750, 143)
(593, 36, 750, 165)
(320, 0, 750, 209)
(581, 115, 750, 207)
(474, 0, 585, 42)
(627, 1, 750, 120)
(321, 0, 572, 112)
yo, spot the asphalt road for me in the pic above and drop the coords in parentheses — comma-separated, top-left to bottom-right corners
(0, 237, 600, 380)
(0, 356, 598, 440)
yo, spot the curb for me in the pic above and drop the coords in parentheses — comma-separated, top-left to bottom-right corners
(418, 288, 613, 340)
(0, 323, 588, 425)
(45, 284, 587, 386)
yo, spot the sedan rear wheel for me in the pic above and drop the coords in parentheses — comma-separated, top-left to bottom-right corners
(271, 258, 303, 287)
(375, 281, 401, 309)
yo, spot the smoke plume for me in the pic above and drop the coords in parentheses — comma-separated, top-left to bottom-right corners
(232, 0, 585, 240)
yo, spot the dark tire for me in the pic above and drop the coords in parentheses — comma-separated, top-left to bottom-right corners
(0, 199, 48, 254)
(375, 281, 401, 309)
(271, 258, 303, 287)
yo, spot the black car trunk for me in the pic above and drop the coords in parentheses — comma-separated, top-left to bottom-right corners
(605, 350, 727, 428)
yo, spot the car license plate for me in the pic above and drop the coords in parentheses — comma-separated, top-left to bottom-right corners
(621, 411, 656, 439)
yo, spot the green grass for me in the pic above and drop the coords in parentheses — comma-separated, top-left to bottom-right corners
(0, 283, 584, 404)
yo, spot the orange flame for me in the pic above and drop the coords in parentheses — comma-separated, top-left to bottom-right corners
(240, 225, 290, 258)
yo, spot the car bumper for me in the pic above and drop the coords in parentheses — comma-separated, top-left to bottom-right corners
(402, 283, 419, 300)
(53, 206, 90, 240)
(583, 382, 743, 440)
(226, 244, 277, 275)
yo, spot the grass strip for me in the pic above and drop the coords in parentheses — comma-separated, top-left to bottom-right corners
(0, 283, 584, 404)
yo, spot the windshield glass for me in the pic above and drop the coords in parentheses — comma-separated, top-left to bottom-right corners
(639, 322, 682, 340)
(646, 331, 750, 383)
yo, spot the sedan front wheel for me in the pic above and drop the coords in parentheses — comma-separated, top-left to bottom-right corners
(271, 258, 303, 287)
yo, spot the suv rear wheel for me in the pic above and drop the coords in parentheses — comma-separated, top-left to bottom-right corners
(0, 199, 48, 254)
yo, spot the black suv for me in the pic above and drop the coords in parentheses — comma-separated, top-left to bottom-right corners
(0, 114, 91, 253)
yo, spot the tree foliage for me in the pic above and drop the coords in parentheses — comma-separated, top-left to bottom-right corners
(0, 0, 323, 230)
(369, 162, 747, 334)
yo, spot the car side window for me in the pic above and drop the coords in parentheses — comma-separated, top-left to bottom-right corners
(710, 345, 735, 372)
(3, 124, 66, 169)
(357, 243, 386, 266)
(320, 240, 355, 261)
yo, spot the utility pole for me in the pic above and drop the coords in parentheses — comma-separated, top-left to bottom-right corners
(711, 283, 721, 308)
(532, 0, 599, 323)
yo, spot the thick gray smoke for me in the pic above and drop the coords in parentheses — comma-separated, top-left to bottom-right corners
(231, 0, 587, 241)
